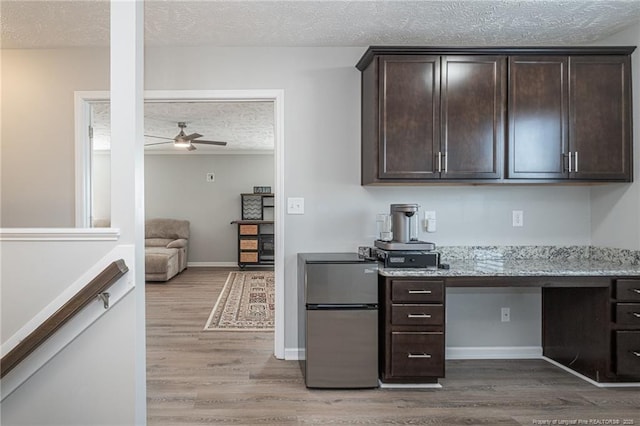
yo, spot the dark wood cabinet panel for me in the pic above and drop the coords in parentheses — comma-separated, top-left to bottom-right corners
(378, 56, 440, 179)
(441, 56, 505, 179)
(390, 332, 444, 378)
(569, 56, 632, 180)
(359, 46, 634, 184)
(508, 56, 568, 179)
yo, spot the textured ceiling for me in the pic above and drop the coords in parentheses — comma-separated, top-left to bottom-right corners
(4, 0, 640, 153)
(91, 101, 275, 152)
(2, 1, 640, 48)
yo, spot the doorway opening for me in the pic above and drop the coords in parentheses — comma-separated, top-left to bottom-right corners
(75, 90, 285, 358)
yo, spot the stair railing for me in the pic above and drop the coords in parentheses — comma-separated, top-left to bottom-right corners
(1, 259, 129, 378)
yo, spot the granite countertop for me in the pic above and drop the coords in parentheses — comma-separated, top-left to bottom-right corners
(373, 245, 640, 277)
(379, 258, 640, 277)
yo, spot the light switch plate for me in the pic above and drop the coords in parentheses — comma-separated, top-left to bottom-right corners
(287, 197, 304, 214)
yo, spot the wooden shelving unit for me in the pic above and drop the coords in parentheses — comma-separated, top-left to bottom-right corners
(231, 193, 274, 268)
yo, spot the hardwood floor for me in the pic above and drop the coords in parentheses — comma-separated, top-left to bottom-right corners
(146, 267, 639, 425)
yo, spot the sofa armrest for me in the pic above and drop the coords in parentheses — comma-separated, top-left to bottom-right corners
(167, 238, 188, 249)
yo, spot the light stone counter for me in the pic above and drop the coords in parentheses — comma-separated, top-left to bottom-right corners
(374, 245, 640, 277)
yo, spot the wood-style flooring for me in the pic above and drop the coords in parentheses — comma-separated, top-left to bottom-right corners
(146, 267, 639, 425)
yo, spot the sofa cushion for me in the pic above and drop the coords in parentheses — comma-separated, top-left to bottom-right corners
(167, 238, 188, 249)
(146, 218, 190, 240)
(146, 238, 174, 247)
(145, 247, 178, 273)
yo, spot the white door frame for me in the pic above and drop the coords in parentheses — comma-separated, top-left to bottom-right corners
(75, 89, 286, 359)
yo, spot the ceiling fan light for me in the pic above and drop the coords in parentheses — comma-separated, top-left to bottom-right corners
(174, 139, 191, 148)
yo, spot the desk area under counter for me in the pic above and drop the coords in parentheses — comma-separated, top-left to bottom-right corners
(376, 248, 640, 386)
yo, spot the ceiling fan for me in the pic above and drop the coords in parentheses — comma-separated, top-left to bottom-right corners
(144, 122, 228, 151)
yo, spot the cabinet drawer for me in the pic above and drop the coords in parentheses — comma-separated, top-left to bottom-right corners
(391, 280, 443, 303)
(239, 239, 258, 250)
(615, 331, 640, 376)
(390, 332, 444, 378)
(239, 224, 259, 235)
(391, 304, 444, 326)
(616, 303, 640, 326)
(615, 280, 640, 301)
(240, 252, 258, 263)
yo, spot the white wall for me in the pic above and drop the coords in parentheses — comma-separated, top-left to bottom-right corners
(1, 48, 109, 227)
(144, 153, 274, 263)
(590, 22, 640, 250)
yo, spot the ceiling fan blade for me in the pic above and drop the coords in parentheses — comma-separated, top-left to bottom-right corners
(144, 135, 174, 141)
(192, 140, 228, 146)
(186, 144, 197, 151)
(144, 141, 173, 146)
(181, 132, 203, 141)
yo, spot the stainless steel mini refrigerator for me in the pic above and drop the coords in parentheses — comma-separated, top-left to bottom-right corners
(298, 253, 379, 388)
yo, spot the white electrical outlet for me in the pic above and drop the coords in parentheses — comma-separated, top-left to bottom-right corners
(206, 173, 215, 182)
(512, 210, 524, 227)
(501, 307, 510, 322)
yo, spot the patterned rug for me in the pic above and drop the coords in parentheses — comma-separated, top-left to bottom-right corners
(204, 271, 275, 331)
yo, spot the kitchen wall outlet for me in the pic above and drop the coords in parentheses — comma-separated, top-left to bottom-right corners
(206, 173, 215, 182)
(287, 197, 305, 214)
(512, 210, 524, 227)
(501, 307, 511, 322)
(425, 211, 437, 233)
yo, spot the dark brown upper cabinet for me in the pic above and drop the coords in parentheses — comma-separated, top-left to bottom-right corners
(508, 56, 569, 179)
(358, 46, 635, 185)
(361, 53, 504, 184)
(508, 55, 632, 181)
(569, 56, 632, 181)
(441, 56, 505, 180)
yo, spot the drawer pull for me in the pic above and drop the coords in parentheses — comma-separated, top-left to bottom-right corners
(633, 289, 640, 294)
(407, 352, 432, 359)
(632, 312, 640, 318)
(632, 351, 640, 358)
(407, 313, 432, 319)
(408, 290, 432, 294)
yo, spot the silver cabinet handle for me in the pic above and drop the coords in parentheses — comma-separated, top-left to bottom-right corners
(437, 152, 442, 173)
(632, 289, 640, 294)
(443, 152, 448, 173)
(568, 151, 572, 172)
(408, 353, 432, 359)
(574, 151, 579, 173)
(632, 351, 640, 358)
(632, 312, 640, 318)
(407, 313, 432, 318)
(408, 290, 432, 294)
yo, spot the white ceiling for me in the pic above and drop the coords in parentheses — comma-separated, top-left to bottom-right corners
(4, 0, 640, 152)
(2, 1, 640, 48)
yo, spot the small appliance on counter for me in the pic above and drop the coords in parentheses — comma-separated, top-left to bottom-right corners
(370, 203, 442, 269)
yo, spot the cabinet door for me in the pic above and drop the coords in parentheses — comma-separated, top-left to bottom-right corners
(508, 56, 569, 179)
(569, 56, 632, 181)
(441, 56, 505, 179)
(378, 55, 440, 179)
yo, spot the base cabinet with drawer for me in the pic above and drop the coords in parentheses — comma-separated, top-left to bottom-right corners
(379, 277, 445, 383)
(612, 279, 640, 378)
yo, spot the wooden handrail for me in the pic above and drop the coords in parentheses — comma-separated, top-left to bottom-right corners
(1, 259, 129, 378)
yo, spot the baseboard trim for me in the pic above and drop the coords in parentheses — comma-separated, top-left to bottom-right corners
(187, 262, 238, 268)
(542, 357, 640, 388)
(285, 347, 304, 361)
(446, 346, 542, 360)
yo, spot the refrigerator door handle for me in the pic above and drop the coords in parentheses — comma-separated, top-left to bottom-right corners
(307, 304, 378, 310)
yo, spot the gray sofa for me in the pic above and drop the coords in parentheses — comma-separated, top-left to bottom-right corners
(145, 218, 190, 282)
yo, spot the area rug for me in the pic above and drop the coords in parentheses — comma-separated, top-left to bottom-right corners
(204, 271, 275, 331)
